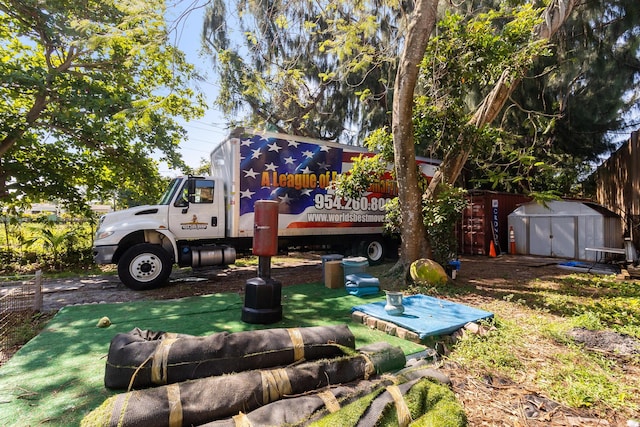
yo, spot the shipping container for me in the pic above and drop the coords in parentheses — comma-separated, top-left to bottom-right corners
(457, 190, 532, 256)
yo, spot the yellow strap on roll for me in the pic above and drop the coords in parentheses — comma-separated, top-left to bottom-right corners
(233, 412, 253, 427)
(151, 338, 178, 385)
(387, 385, 412, 427)
(318, 390, 341, 413)
(261, 368, 292, 404)
(361, 354, 375, 380)
(287, 328, 305, 361)
(167, 383, 183, 427)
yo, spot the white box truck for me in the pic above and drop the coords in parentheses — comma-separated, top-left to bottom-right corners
(93, 128, 439, 289)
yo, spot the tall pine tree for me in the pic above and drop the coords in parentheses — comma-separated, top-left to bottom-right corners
(202, 0, 411, 142)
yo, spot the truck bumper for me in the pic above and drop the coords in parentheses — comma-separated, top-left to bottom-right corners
(93, 245, 118, 264)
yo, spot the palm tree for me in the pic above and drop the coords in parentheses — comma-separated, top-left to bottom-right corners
(25, 225, 75, 271)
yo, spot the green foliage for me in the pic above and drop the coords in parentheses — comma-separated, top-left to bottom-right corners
(0, 0, 205, 211)
(569, 311, 605, 331)
(415, 3, 552, 190)
(23, 225, 76, 271)
(452, 318, 525, 376)
(363, 127, 395, 162)
(408, 262, 640, 415)
(538, 351, 636, 410)
(421, 5, 548, 102)
(201, 0, 639, 202)
(3, 312, 52, 348)
(450, 314, 639, 413)
(384, 183, 468, 266)
(188, 159, 213, 177)
(543, 274, 640, 337)
(421, 184, 468, 264)
(0, 214, 97, 274)
(335, 127, 468, 266)
(333, 154, 388, 200)
(333, 128, 395, 200)
(452, 319, 634, 409)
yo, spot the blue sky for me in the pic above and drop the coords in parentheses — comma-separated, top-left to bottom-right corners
(163, 1, 230, 176)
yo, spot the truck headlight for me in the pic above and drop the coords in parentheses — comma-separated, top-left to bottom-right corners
(96, 230, 114, 240)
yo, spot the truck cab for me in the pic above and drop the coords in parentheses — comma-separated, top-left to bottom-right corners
(168, 177, 225, 240)
(93, 176, 236, 290)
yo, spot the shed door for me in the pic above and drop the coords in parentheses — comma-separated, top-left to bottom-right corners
(530, 217, 551, 256)
(529, 217, 575, 258)
(551, 217, 575, 258)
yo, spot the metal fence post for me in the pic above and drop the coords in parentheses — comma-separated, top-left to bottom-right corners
(34, 270, 42, 312)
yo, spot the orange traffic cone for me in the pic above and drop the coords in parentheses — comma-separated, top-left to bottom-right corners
(509, 226, 516, 254)
(489, 240, 497, 258)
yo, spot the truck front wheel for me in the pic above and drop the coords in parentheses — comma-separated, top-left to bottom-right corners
(118, 243, 172, 290)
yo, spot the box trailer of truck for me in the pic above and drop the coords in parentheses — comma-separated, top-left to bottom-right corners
(93, 128, 439, 290)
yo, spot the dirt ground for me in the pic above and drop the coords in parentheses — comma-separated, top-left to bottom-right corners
(39, 254, 325, 312)
(14, 254, 640, 425)
(39, 253, 564, 312)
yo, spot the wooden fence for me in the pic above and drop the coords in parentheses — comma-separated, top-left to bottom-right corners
(596, 129, 640, 248)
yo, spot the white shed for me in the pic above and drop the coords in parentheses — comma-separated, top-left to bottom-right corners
(508, 200, 622, 261)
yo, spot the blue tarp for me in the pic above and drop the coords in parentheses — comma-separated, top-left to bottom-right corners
(352, 294, 494, 339)
(557, 261, 621, 275)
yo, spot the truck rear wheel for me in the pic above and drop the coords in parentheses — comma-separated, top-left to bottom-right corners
(118, 243, 172, 290)
(361, 238, 385, 265)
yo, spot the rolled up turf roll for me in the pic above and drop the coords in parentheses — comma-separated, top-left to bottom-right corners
(104, 325, 355, 389)
(199, 380, 382, 427)
(318, 376, 466, 427)
(83, 342, 405, 427)
(200, 363, 452, 427)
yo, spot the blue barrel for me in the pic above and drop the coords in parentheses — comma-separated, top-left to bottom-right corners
(341, 257, 369, 282)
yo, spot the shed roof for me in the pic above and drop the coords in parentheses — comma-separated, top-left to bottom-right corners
(509, 200, 602, 217)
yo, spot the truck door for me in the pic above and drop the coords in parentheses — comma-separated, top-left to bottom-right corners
(168, 178, 225, 240)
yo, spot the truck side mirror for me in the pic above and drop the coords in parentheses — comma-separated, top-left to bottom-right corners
(174, 179, 195, 208)
(187, 179, 196, 202)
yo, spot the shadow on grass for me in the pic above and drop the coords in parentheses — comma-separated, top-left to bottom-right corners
(419, 269, 640, 332)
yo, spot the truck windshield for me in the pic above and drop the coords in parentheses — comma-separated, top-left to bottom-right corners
(158, 178, 182, 205)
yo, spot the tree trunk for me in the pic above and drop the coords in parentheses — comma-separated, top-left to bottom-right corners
(426, 0, 577, 195)
(392, 0, 439, 268)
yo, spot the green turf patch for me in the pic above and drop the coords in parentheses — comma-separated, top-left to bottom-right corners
(0, 283, 425, 426)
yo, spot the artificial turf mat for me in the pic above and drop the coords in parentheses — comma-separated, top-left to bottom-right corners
(0, 282, 425, 427)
